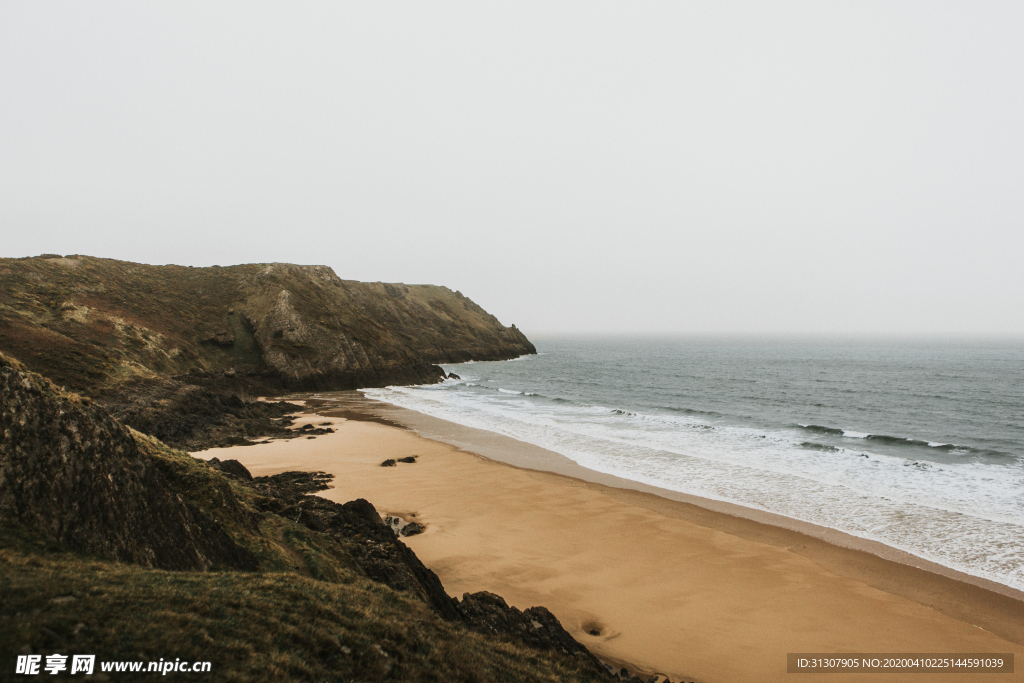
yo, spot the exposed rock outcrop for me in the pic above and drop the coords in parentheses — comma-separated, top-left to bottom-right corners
(248, 469, 611, 678)
(458, 591, 608, 675)
(250, 470, 462, 621)
(101, 376, 301, 450)
(0, 353, 258, 571)
(206, 457, 254, 481)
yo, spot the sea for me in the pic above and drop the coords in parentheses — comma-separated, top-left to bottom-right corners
(363, 336, 1024, 592)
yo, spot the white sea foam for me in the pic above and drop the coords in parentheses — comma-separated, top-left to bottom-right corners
(364, 381, 1024, 591)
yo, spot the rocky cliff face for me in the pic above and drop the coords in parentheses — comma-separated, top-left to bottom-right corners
(0, 352, 611, 681)
(238, 468, 611, 678)
(0, 255, 535, 395)
(0, 353, 258, 571)
(250, 470, 464, 621)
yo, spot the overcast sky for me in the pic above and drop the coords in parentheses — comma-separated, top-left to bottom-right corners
(2, 2, 1022, 336)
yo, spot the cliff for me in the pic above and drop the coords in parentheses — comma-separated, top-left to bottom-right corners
(0, 353, 612, 681)
(0, 353, 257, 571)
(0, 254, 535, 395)
(0, 254, 536, 449)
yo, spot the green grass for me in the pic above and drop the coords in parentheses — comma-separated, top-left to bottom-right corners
(0, 422, 608, 682)
(1, 330, 597, 682)
(0, 532, 606, 683)
(130, 430, 363, 581)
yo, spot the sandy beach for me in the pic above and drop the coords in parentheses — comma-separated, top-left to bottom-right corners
(197, 396, 1022, 682)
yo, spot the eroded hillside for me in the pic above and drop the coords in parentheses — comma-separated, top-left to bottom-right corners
(0, 255, 535, 395)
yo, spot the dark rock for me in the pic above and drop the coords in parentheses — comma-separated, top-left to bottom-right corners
(0, 354, 258, 572)
(293, 498, 458, 619)
(447, 372, 461, 380)
(253, 470, 333, 497)
(101, 376, 300, 452)
(207, 458, 253, 481)
(294, 423, 333, 436)
(247, 473, 461, 620)
(400, 522, 423, 536)
(397, 456, 417, 464)
(457, 591, 608, 676)
(381, 459, 397, 467)
(338, 498, 388, 527)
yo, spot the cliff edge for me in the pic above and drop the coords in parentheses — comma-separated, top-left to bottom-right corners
(0, 255, 535, 394)
(0, 255, 536, 449)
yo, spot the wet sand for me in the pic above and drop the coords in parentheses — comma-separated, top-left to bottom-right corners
(198, 396, 1022, 682)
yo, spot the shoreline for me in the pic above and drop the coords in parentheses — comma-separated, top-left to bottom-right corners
(204, 392, 1023, 682)
(316, 391, 1024, 606)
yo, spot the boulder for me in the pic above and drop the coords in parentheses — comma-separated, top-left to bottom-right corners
(457, 591, 608, 675)
(207, 458, 254, 481)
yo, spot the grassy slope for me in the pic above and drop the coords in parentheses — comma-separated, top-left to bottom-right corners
(0, 537, 604, 682)
(1, 422, 606, 682)
(130, 429, 361, 579)
(0, 256, 246, 392)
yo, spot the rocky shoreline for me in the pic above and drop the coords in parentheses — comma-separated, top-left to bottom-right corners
(0, 353, 616, 681)
(216, 462, 613, 674)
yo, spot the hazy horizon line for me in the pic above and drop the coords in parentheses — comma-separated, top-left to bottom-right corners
(523, 331, 1024, 342)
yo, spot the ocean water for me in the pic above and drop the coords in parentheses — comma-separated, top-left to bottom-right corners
(364, 337, 1024, 591)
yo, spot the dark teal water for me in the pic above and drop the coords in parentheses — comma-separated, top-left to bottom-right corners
(366, 337, 1024, 589)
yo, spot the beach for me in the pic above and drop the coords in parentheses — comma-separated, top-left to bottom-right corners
(197, 395, 1023, 682)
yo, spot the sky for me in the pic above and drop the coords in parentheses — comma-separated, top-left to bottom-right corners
(1, 2, 1022, 336)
